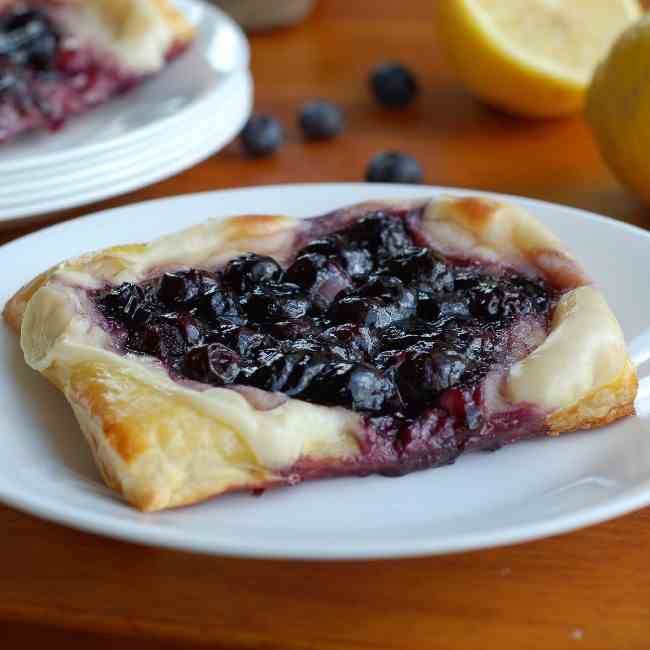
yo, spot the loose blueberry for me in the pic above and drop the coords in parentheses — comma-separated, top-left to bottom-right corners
(240, 114, 284, 157)
(370, 62, 418, 108)
(298, 100, 344, 140)
(365, 151, 423, 184)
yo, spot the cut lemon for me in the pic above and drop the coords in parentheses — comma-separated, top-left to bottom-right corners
(587, 15, 650, 204)
(437, 0, 642, 118)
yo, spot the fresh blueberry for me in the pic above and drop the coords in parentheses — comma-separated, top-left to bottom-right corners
(240, 114, 284, 157)
(298, 100, 344, 140)
(370, 62, 418, 108)
(366, 151, 423, 184)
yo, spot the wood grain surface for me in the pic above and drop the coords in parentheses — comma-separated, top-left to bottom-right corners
(2, 1, 650, 648)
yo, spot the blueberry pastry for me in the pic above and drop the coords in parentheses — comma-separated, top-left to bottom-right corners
(4, 197, 637, 510)
(0, 0, 194, 143)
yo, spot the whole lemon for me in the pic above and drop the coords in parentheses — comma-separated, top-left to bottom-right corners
(587, 15, 650, 203)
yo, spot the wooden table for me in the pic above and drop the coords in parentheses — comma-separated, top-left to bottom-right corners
(2, 2, 650, 648)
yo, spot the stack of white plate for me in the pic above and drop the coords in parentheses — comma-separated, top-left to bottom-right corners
(0, 0, 253, 224)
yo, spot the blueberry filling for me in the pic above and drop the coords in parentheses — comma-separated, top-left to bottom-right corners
(91, 208, 556, 467)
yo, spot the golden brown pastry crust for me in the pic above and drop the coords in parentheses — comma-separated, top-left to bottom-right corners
(3, 196, 637, 511)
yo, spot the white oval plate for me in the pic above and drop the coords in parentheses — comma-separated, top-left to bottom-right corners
(0, 0, 249, 173)
(0, 71, 252, 221)
(1, 184, 649, 560)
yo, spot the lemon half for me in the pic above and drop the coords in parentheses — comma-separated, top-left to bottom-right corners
(438, 0, 642, 118)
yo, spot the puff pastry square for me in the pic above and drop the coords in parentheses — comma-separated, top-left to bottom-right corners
(3, 196, 637, 511)
(0, 0, 194, 143)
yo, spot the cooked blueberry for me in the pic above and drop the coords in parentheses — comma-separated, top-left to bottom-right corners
(328, 288, 415, 329)
(319, 323, 376, 361)
(222, 253, 283, 292)
(240, 114, 284, 157)
(301, 236, 373, 279)
(97, 283, 152, 326)
(298, 100, 344, 140)
(197, 286, 244, 324)
(300, 237, 340, 257)
(183, 343, 240, 385)
(267, 319, 317, 341)
(469, 279, 537, 321)
(0, 8, 59, 70)
(308, 363, 394, 412)
(174, 313, 203, 347)
(247, 351, 327, 396)
(370, 62, 418, 108)
(365, 151, 423, 184)
(396, 348, 467, 406)
(157, 271, 201, 306)
(242, 282, 310, 322)
(453, 265, 483, 290)
(357, 275, 414, 307)
(285, 253, 352, 309)
(0, 71, 17, 94)
(438, 295, 471, 320)
(232, 327, 273, 356)
(130, 312, 202, 361)
(415, 296, 440, 321)
(340, 247, 374, 278)
(383, 248, 454, 294)
(344, 212, 413, 258)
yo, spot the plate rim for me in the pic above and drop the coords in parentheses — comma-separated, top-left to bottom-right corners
(1, 182, 649, 560)
(0, 71, 253, 220)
